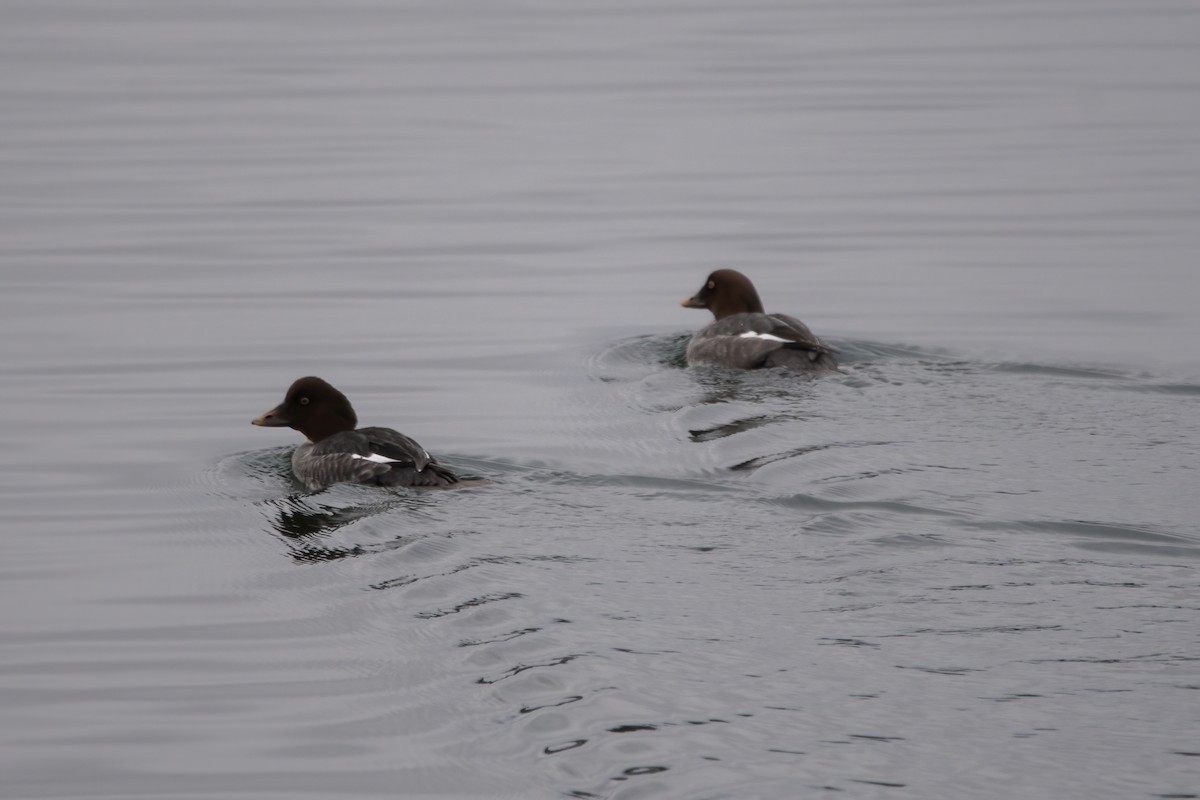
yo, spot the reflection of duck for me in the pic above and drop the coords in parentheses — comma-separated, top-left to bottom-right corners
(262, 493, 412, 562)
(681, 269, 838, 372)
(270, 495, 377, 538)
(252, 376, 460, 491)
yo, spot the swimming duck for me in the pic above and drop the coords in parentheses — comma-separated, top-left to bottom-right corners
(680, 269, 838, 372)
(252, 376, 459, 490)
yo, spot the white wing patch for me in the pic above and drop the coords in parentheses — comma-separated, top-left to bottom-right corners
(353, 452, 403, 464)
(739, 331, 794, 344)
(352, 449, 431, 471)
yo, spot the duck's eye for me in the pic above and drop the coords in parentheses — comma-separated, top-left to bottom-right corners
(299, 397, 310, 406)
(707, 280, 715, 290)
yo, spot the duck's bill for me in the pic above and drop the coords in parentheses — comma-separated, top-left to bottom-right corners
(251, 405, 290, 427)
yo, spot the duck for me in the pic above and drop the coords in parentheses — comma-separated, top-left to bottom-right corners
(680, 269, 838, 372)
(251, 376, 460, 491)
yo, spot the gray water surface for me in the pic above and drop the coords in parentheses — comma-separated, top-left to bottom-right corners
(2, 2, 1199, 799)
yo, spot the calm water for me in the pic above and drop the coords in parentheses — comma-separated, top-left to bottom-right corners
(2, 2, 1199, 798)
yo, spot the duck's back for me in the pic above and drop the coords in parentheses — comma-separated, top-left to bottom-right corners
(292, 429, 459, 491)
(687, 312, 838, 372)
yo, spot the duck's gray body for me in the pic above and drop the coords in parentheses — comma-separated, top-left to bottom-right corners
(686, 312, 838, 372)
(292, 428, 458, 491)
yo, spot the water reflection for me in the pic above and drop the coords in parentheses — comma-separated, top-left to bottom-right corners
(258, 493, 419, 562)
